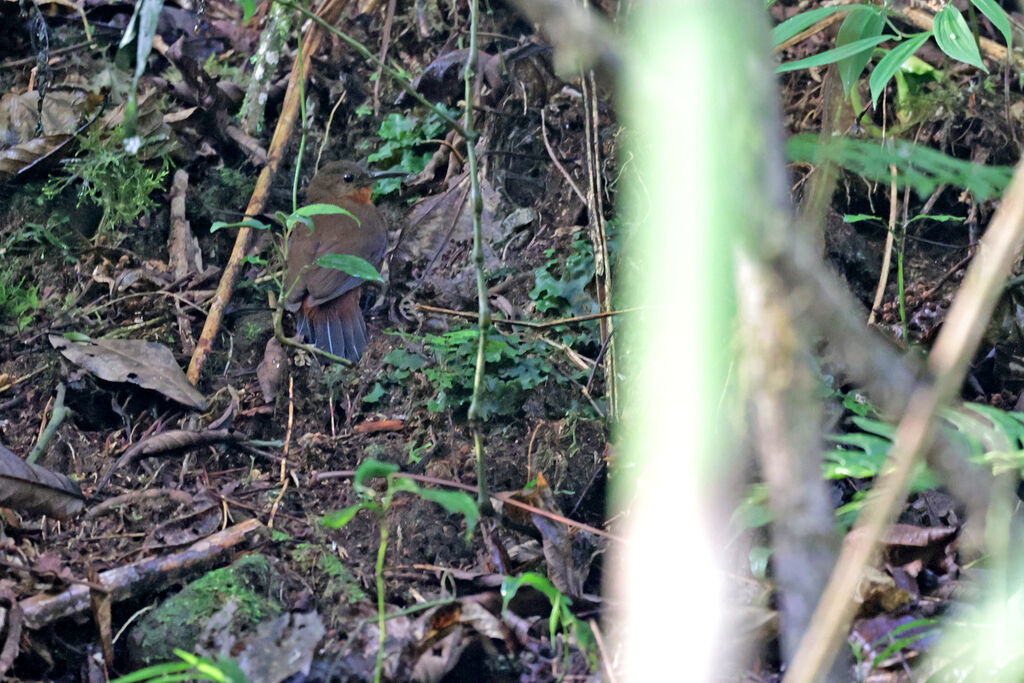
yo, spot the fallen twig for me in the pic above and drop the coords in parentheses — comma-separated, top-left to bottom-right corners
(187, 0, 351, 385)
(313, 469, 621, 542)
(19, 518, 264, 629)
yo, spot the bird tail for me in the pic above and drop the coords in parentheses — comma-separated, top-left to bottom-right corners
(297, 289, 369, 362)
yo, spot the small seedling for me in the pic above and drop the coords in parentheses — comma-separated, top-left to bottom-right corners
(385, 327, 560, 418)
(501, 572, 598, 670)
(107, 648, 247, 683)
(323, 458, 478, 683)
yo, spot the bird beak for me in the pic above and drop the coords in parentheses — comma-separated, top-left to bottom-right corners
(370, 169, 409, 180)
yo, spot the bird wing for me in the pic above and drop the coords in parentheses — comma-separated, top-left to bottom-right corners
(295, 205, 387, 308)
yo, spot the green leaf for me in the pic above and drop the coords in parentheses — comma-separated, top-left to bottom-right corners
(870, 32, 933, 107)
(294, 203, 355, 218)
(787, 134, 1012, 201)
(501, 573, 583, 647)
(899, 54, 935, 76)
(322, 504, 367, 530)
(777, 35, 894, 74)
(843, 213, 882, 223)
(236, 0, 256, 21)
(729, 483, 773, 535)
(771, 5, 877, 47)
(749, 546, 773, 580)
(502, 572, 564, 610)
(108, 661, 193, 683)
(836, 8, 886, 94)
(133, 0, 163, 84)
(210, 218, 271, 233)
(384, 348, 427, 371)
(390, 478, 480, 540)
(933, 5, 988, 72)
(906, 213, 963, 224)
(353, 458, 400, 491)
(870, 619, 940, 668)
(851, 416, 896, 439)
(315, 254, 384, 283)
(971, 0, 1012, 51)
(362, 382, 386, 404)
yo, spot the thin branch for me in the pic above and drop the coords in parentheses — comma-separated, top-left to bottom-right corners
(187, 0, 350, 385)
(540, 107, 587, 205)
(867, 165, 898, 325)
(313, 469, 621, 542)
(415, 302, 644, 328)
(277, 0, 472, 140)
(462, 0, 493, 513)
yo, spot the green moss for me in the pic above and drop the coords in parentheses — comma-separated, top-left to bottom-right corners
(292, 543, 366, 604)
(129, 554, 284, 667)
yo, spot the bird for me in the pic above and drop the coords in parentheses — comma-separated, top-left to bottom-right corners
(284, 160, 399, 362)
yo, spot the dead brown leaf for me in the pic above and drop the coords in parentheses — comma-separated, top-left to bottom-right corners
(49, 334, 207, 410)
(0, 445, 84, 520)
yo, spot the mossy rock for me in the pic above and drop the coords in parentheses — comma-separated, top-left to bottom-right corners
(128, 553, 285, 667)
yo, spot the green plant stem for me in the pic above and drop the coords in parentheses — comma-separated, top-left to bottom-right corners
(461, 0, 493, 514)
(292, 35, 308, 213)
(357, 597, 458, 627)
(375, 522, 389, 683)
(898, 230, 907, 343)
(28, 383, 67, 464)
(276, 0, 471, 140)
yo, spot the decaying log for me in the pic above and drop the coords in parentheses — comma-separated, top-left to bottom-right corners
(19, 518, 264, 629)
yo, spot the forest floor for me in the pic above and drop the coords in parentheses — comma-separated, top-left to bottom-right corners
(0, 0, 616, 680)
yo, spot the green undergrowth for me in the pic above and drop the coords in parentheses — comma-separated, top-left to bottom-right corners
(376, 327, 580, 419)
(362, 105, 459, 199)
(109, 649, 247, 683)
(732, 384, 1024, 573)
(0, 216, 77, 332)
(0, 271, 39, 332)
(290, 542, 367, 605)
(322, 458, 478, 683)
(528, 221, 622, 352)
(777, 3, 1016, 201)
(44, 124, 171, 238)
(365, 222, 620, 420)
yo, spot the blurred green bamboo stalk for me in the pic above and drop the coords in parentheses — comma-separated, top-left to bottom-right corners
(610, 0, 773, 678)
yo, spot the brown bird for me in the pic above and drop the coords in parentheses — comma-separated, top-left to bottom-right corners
(284, 160, 399, 361)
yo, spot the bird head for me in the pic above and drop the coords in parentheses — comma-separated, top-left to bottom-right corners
(307, 160, 406, 205)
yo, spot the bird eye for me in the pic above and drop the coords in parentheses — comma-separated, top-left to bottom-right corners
(343, 173, 354, 182)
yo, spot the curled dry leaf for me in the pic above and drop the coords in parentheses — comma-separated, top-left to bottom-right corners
(207, 386, 241, 431)
(394, 43, 554, 107)
(393, 49, 501, 106)
(0, 445, 84, 520)
(49, 334, 207, 410)
(505, 472, 596, 597)
(257, 336, 284, 404)
(96, 428, 250, 493)
(0, 89, 96, 176)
